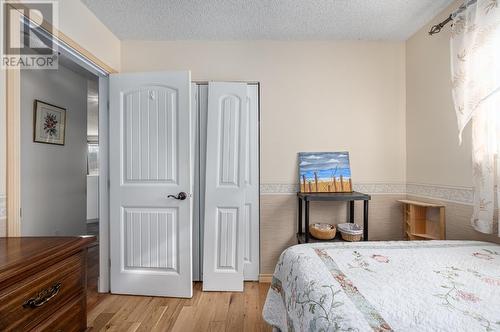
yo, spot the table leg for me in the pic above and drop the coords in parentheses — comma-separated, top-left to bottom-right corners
(305, 200, 310, 243)
(363, 200, 369, 241)
(298, 197, 302, 234)
(349, 201, 354, 223)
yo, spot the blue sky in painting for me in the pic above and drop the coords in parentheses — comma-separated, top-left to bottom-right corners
(299, 152, 351, 182)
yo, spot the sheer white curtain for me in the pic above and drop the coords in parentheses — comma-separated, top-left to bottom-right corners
(451, 0, 500, 235)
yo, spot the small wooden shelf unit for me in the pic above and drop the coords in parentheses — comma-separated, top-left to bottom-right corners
(398, 200, 445, 240)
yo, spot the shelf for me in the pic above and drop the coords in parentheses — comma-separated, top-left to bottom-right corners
(298, 192, 370, 242)
(398, 199, 444, 208)
(297, 232, 349, 244)
(298, 191, 371, 201)
(409, 233, 439, 240)
(400, 199, 446, 241)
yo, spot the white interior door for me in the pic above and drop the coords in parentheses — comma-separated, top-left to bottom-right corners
(195, 84, 259, 282)
(191, 83, 201, 281)
(243, 85, 259, 280)
(203, 82, 248, 291)
(109, 71, 193, 298)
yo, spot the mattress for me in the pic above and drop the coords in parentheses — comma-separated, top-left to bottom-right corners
(262, 240, 500, 331)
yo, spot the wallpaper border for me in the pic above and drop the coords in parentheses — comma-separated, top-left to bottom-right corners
(260, 182, 474, 205)
(260, 183, 406, 195)
(406, 183, 473, 205)
(0, 184, 475, 219)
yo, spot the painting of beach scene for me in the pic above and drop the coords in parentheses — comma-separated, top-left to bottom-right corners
(298, 152, 352, 193)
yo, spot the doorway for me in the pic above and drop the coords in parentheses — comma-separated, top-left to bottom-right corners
(17, 50, 109, 306)
(20, 60, 93, 236)
(10, 15, 111, 295)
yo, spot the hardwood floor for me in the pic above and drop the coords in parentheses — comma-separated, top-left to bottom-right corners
(87, 282, 272, 332)
(85, 224, 273, 331)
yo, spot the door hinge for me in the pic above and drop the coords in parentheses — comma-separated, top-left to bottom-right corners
(19, 208, 22, 218)
(109, 259, 112, 267)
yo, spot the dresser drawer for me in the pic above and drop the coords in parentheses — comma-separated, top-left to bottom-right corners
(32, 294, 85, 332)
(0, 253, 84, 331)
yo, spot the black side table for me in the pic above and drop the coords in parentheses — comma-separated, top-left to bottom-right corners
(297, 191, 371, 243)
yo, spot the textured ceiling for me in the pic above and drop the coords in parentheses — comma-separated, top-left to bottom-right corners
(81, 0, 455, 41)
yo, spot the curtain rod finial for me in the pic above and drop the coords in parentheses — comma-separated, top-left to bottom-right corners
(429, 24, 442, 35)
(429, 14, 454, 36)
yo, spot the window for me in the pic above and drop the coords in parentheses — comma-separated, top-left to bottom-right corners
(87, 142, 99, 175)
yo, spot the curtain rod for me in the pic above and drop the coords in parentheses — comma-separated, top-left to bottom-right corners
(428, 0, 477, 35)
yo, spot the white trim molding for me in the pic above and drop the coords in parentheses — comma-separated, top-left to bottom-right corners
(0, 194, 6, 219)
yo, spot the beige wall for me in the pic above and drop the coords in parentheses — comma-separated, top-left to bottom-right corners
(121, 41, 407, 185)
(406, 0, 472, 188)
(56, 0, 121, 71)
(404, 1, 493, 244)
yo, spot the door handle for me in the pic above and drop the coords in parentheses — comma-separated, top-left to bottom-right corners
(167, 192, 188, 200)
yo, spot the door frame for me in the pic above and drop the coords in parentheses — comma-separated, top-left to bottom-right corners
(5, 6, 116, 292)
(97, 77, 110, 292)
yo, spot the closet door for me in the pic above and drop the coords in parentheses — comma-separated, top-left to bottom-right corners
(203, 82, 248, 291)
(196, 84, 209, 281)
(192, 83, 200, 281)
(243, 85, 259, 281)
(109, 71, 193, 298)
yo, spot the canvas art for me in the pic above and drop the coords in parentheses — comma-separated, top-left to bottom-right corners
(299, 152, 352, 193)
(34, 100, 66, 145)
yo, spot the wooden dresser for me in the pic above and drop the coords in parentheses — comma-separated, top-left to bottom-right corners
(0, 236, 95, 331)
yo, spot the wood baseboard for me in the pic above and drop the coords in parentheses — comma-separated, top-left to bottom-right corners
(258, 274, 272, 283)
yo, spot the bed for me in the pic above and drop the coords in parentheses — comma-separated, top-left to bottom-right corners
(262, 241, 500, 331)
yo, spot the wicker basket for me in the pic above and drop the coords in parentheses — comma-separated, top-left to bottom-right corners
(309, 223, 336, 240)
(337, 223, 363, 242)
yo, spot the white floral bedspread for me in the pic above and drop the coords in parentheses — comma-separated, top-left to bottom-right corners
(262, 241, 500, 331)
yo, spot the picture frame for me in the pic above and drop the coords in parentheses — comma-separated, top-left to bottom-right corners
(33, 99, 66, 145)
(298, 151, 353, 193)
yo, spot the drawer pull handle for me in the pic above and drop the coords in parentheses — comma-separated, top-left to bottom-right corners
(23, 282, 62, 308)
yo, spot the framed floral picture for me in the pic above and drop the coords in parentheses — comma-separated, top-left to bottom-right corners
(33, 100, 66, 145)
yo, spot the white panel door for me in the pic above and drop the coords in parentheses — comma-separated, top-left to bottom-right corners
(203, 82, 248, 291)
(196, 84, 259, 281)
(191, 83, 200, 281)
(243, 85, 259, 280)
(109, 71, 193, 298)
